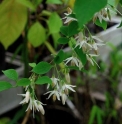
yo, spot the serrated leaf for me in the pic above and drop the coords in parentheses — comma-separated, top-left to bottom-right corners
(47, 12, 62, 34)
(54, 50, 66, 64)
(16, 0, 35, 11)
(28, 22, 46, 47)
(29, 63, 36, 68)
(58, 37, 69, 44)
(74, 0, 107, 28)
(0, 81, 12, 91)
(32, 62, 52, 74)
(95, 19, 107, 30)
(60, 21, 79, 37)
(0, 0, 27, 49)
(35, 76, 52, 85)
(17, 78, 31, 86)
(46, 0, 62, 4)
(2, 69, 18, 81)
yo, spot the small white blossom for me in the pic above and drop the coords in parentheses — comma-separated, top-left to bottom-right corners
(26, 98, 45, 117)
(93, 8, 108, 23)
(62, 8, 77, 24)
(86, 54, 100, 68)
(62, 84, 76, 93)
(65, 73, 70, 83)
(18, 91, 30, 104)
(75, 32, 92, 51)
(64, 56, 83, 70)
(47, 77, 59, 89)
(45, 90, 60, 101)
(61, 93, 67, 105)
(89, 36, 105, 52)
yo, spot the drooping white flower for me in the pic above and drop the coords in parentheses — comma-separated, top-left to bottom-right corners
(45, 90, 60, 101)
(26, 98, 45, 117)
(18, 91, 30, 104)
(62, 84, 76, 93)
(47, 77, 59, 89)
(65, 73, 70, 83)
(61, 93, 67, 105)
(75, 32, 92, 51)
(89, 36, 105, 52)
(86, 54, 100, 68)
(93, 8, 108, 23)
(64, 56, 83, 70)
(62, 8, 77, 24)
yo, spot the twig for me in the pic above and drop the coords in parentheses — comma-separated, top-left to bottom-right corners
(21, 109, 31, 124)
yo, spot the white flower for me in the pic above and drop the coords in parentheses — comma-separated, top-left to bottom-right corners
(65, 73, 70, 83)
(62, 8, 77, 24)
(45, 90, 60, 101)
(75, 32, 92, 51)
(62, 84, 76, 93)
(93, 8, 108, 23)
(47, 77, 59, 89)
(86, 54, 100, 68)
(64, 56, 83, 70)
(18, 91, 30, 104)
(26, 98, 45, 117)
(90, 36, 105, 51)
(61, 93, 67, 105)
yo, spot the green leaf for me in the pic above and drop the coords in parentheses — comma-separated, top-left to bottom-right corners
(35, 76, 52, 85)
(28, 22, 46, 47)
(120, 0, 122, 5)
(0, 117, 10, 124)
(60, 21, 79, 37)
(0, 0, 27, 49)
(74, 0, 107, 28)
(0, 81, 12, 91)
(47, 12, 62, 34)
(58, 37, 69, 44)
(29, 63, 36, 68)
(74, 47, 87, 66)
(32, 62, 52, 74)
(17, 78, 31, 86)
(108, 0, 116, 6)
(32, 0, 43, 7)
(16, 0, 35, 11)
(117, 20, 122, 28)
(54, 50, 66, 64)
(95, 19, 107, 30)
(2, 69, 18, 81)
(46, 0, 63, 4)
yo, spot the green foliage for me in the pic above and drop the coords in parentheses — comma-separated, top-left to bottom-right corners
(16, 0, 36, 11)
(0, 81, 13, 91)
(2, 69, 18, 81)
(47, 12, 62, 34)
(60, 21, 79, 37)
(29, 63, 36, 68)
(74, 0, 107, 28)
(35, 76, 52, 85)
(58, 37, 69, 44)
(0, 0, 27, 49)
(46, 0, 63, 4)
(54, 50, 66, 64)
(117, 20, 122, 28)
(0, 117, 10, 124)
(95, 19, 107, 30)
(88, 105, 103, 124)
(28, 22, 46, 47)
(17, 78, 31, 86)
(32, 62, 52, 74)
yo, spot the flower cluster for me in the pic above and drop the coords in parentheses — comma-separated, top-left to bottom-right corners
(45, 75, 76, 105)
(18, 86, 45, 117)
